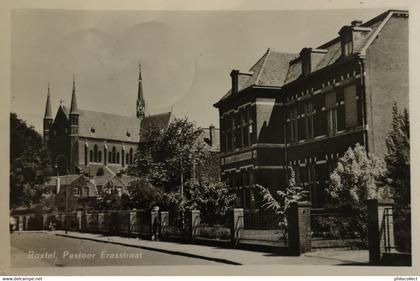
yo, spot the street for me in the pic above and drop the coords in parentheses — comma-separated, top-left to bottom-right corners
(10, 232, 220, 267)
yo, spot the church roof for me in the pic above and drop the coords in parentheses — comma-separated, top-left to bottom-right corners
(78, 109, 140, 142)
(60, 106, 172, 143)
(140, 112, 173, 138)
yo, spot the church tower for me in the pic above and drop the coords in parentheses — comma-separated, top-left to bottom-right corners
(136, 62, 146, 120)
(136, 62, 146, 144)
(43, 82, 53, 147)
(69, 75, 80, 174)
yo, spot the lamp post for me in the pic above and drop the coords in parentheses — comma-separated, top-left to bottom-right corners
(55, 154, 68, 234)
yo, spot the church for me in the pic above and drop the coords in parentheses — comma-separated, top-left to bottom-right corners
(43, 63, 172, 177)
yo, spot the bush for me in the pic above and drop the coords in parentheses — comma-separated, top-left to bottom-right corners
(187, 181, 235, 226)
(326, 143, 385, 245)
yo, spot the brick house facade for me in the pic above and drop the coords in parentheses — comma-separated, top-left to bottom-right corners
(214, 10, 408, 209)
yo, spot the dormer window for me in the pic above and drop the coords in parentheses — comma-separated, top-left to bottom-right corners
(91, 127, 96, 133)
(342, 32, 353, 57)
(126, 131, 131, 137)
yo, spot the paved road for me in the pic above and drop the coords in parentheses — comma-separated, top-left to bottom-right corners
(10, 232, 219, 267)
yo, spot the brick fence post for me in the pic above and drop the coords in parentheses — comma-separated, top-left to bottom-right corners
(287, 201, 311, 255)
(42, 214, 49, 230)
(98, 212, 105, 233)
(25, 215, 31, 230)
(129, 211, 138, 234)
(367, 199, 394, 264)
(231, 208, 244, 246)
(18, 216, 24, 231)
(76, 210, 82, 231)
(160, 211, 169, 238)
(190, 210, 201, 240)
(150, 207, 160, 240)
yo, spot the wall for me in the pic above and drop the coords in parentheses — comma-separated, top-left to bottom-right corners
(78, 137, 138, 169)
(364, 15, 409, 158)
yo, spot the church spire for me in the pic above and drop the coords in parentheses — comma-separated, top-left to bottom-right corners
(136, 61, 145, 119)
(44, 82, 53, 119)
(70, 74, 78, 114)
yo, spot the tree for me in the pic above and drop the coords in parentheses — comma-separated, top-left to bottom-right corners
(255, 167, 308, 226)
(127, 178, 159, 210)
(326, 143, 385, 241)
(381, 104, 410, 205)
(128, 117, 207, 192)
(380, 104, 410, 252)
(187, 181, 236, 225)
(10, 113, 52, 208)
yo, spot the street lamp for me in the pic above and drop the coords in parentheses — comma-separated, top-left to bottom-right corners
(55, 154, 69, 234)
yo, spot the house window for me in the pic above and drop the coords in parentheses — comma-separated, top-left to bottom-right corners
(313, 94, 327, 137)
(84, 146, 88, 165)
(344, 84, 358, 128)
(112, 147, 116, 163)
(342, 32, 353, 57)
(298, 103, 306, 142)
(343, 40, 353, 56)
(108, 151, 112, 164)
(126, 153, 129, 164)
(98, 151, 102, 163)
(287, 107, 298, 143)
(89, 150, 93, 163)
(129, 148, 134, 164)
(122, 150, 125, 167)
(84, 187, 89, 197)
(116, 152, 120, 164)
(73, 188, 79, 196)
(337, 89, 346, 132)
(94, 145, 98, 162)
(326, 92, 338, 136)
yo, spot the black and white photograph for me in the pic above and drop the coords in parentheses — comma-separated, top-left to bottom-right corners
(2, 0, 417, 277)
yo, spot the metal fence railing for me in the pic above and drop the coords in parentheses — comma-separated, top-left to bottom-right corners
(243, 210, 282, 230)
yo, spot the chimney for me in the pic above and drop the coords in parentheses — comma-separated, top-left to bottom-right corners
(230, 70, 239, 95)
(209, 125, 216, 146)
(351, 20, 363, 27)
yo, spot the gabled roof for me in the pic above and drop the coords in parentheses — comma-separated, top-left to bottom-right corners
(197, 127, 220, 152)
(215, 49, 297, 106)
(78, 109, 140, 142)
(284, 9, 408, 84)
(140, 112, 172, 141)
(45, 174, 83, 187)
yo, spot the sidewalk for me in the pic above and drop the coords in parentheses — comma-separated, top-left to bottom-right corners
(48, 230, 370, 266)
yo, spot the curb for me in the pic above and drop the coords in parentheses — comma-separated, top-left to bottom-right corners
(53, 232, 242, 266)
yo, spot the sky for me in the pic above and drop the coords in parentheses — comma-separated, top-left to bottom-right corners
(11, 8, 386, 133)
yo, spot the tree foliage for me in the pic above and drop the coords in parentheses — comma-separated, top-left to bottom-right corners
(187, 181, 236, 225)
(10, 113, 52, 208)
(128, 117, 207, 192)
(381, 104, 410, 206)
(380, 104, 411, 252)
(255, 167, 308, 226)
(126, 178, 183, 214)
(326, 143, 385, 241)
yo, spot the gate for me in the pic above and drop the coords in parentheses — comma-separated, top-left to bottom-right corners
(239, 210, 287, 247)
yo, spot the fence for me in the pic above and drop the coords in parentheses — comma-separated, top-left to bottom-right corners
(310, 209, 362, 250)
(239, 210, 287, 248)
(367, 199, 411, 265)
(11, 203, 312, 255)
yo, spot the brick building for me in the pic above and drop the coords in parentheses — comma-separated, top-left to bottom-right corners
(214, 10, 408, 209)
